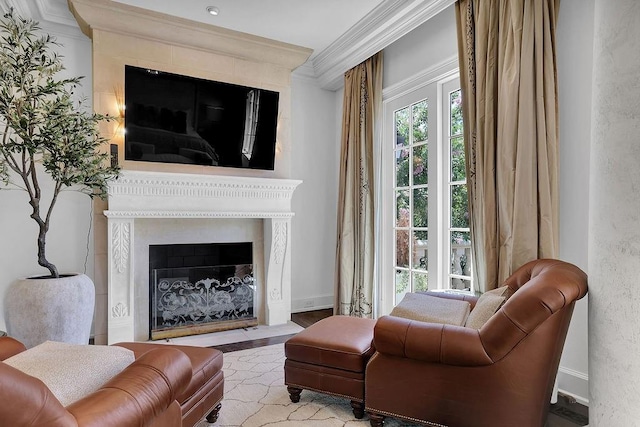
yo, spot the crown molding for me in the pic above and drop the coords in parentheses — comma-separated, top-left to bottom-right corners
(0, 0, 31, 17)
(0, 0, 86, 39)
(313, 0, 456, 91)
(292, 60, 320, 85)
(35, 0, 77, 27)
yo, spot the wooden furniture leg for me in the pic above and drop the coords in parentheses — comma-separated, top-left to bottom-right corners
(369, 412, 385, 426)
(287, 386, 302, 403)
(350, 400, 365, 419)
(206, 403, 222, 423)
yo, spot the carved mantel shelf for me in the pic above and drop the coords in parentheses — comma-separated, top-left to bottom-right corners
(105, 170, 301, 218)
(104, 170, 301, 344)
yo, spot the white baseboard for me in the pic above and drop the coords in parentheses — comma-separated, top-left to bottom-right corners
(558, 365, 589, 406)
(291, 295, 334, 313)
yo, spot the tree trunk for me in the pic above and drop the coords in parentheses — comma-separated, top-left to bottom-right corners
(37, 223, 58, 278)
(30, 193, 58, 278)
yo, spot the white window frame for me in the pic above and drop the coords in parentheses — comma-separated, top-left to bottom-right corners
(377, 59, 468, 315)
(441, 79, 473, 292)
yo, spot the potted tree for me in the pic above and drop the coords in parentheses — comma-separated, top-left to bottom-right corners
(0, 10, 119, 347)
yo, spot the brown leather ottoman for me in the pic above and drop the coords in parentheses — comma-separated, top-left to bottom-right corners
(284, 315, 376, 418)
(115, 342, 224, 426)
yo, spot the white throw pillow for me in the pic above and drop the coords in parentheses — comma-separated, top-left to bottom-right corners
(390, 293, 471, 326)
(4, 341, 135, 407)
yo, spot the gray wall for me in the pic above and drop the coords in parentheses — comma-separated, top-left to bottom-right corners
(290, 75, 340, 312)
(383, 5, 458, 88)
(556, 0, 594, 403)
(588, 0, 640, 424)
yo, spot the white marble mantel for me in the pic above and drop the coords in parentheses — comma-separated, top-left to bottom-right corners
(104, 170, 301, 344)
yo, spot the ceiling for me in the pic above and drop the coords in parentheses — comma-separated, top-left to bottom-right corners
(1, 0, 455, 89)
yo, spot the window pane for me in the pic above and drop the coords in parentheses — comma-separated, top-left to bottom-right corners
(395, 107, 410, 148)
(451, 231, 471, 246)
(413, 271, 428, 292)
(395, 269, 409, 304)
(396, 190, 410, 227)
(412, 100, 428, 143)
(413, 230, 428, 271)
(450, 89, 463, 136)
(413, 187, 428, 228)
(395, 148, 410, 187)
(450, 136, 466, 182)
(450, 184, 469, 228)
(450, 277, 471, 291)
(413, 144, 428, 185)
(396, 230, 410, 268)
(450, 243, 472, 276)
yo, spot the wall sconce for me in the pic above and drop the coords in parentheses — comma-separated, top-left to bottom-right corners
(113, 85, 125, 137)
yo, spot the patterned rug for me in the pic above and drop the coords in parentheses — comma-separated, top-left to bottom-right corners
(199, 343, 418, 427)
(197, 343, 589, 427)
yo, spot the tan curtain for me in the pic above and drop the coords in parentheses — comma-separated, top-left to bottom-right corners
(335, 52, 383, 317)
(455, 0, 560, 292)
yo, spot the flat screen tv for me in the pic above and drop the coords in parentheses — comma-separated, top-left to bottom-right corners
(124, 65, 279, 170)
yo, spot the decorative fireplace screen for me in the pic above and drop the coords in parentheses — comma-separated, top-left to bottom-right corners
(149, 242, 256, 340)
(151, 264, 256, 339)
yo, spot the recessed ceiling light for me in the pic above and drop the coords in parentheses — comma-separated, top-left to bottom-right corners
(206, 6, 219, 16)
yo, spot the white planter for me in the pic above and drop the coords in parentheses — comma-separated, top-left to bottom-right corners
(4, 273, 95, 348)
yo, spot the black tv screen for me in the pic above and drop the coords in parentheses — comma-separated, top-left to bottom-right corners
(124, 65, 279, 170)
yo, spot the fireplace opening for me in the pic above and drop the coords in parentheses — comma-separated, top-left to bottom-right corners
(149, 242, 257, 340)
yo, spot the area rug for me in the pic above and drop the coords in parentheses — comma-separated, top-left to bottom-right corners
(198, 343, 418, 426)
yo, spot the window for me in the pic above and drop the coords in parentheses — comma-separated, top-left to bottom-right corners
(380, 74, 473, 314)
(393, 99, 429, 302)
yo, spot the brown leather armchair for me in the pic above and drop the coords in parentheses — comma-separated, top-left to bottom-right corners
(0, 336, 225, 427)
(365, 259, 588, 427)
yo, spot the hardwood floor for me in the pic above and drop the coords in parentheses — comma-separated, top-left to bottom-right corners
(291, 308, 334, 328)
(209, 309, 333, 352)
(211, 309, 588, 426)
(209, 334, 295, 353)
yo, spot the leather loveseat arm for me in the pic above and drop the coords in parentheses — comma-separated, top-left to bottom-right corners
(0, 346, 192, 426)
(0, 336, 27, 360)
(0, 362, 78, 426)
(67, 347, 192, 427)
(373, 315, 493, 366)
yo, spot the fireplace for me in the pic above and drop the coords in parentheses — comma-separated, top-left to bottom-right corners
(104, 170, 301, 344)
(149, 242, 257, 339)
